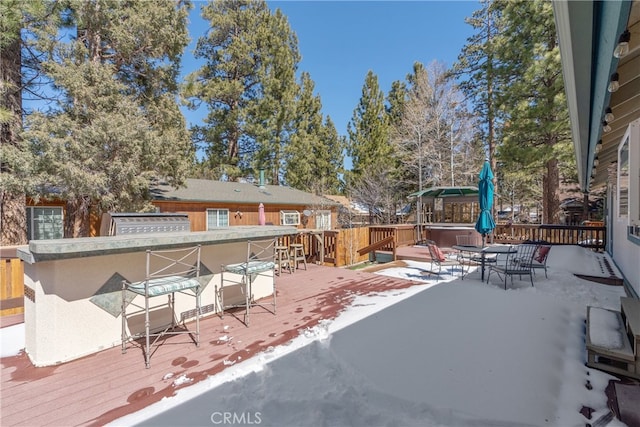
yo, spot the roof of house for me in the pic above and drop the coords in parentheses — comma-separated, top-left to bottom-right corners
(151, 178, 340, 208)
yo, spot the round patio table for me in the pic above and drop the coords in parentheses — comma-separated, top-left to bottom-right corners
(452, 244, 517, 281)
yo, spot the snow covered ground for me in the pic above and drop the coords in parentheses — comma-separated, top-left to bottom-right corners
(1, 245, 630, 426)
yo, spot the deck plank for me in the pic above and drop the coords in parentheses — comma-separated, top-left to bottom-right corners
(1, 264, 419, 426)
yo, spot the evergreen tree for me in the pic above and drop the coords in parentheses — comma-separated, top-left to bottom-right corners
(23, 0, 193, 237)
(454, 0, 503, 168)
(386, 79, 415, 198)
(185, 0, 300, 183)
(284, 73, 343, 194)
(346, 70, 392, 181)
(313, 116, 343, 195)
(1, 0, 28, 244)
(284, 72, 321, 191)
(245, 7, 300, 185)
(0, 0, 52, 244)
(493, 0, 572, 224)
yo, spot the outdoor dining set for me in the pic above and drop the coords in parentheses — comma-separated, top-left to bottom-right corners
(425, 237, 552, 289)
(421, 159, 552, 288)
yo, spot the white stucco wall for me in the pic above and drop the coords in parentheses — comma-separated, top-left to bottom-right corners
(20, 229, 291, 366)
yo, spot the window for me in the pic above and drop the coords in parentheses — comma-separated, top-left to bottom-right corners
(618, 119, 640, 237)
(280, 210, 300, 226)
(27, 207, 64, 240)
(618, 135, 629, 218)
(207, 209, 229, 229)
(316, 210, 331, 230)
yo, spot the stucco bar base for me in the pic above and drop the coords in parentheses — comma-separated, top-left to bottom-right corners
(17, 226, 295, 367)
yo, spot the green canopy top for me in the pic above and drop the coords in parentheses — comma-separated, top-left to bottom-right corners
(408, 186, 479, 199)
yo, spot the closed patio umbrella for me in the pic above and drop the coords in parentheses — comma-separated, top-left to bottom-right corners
(475, 160, 496, 247)
(258, 203, 266, 225)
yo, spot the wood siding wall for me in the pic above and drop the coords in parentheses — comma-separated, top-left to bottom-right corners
(152, 201, 338, 232)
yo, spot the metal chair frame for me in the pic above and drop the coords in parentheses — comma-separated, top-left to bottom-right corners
(486, 244, 537, 289)
(121, 245, 202, 369)
(425, 239, 463, 279)
(521, 244, 551, 278)
(217, 238, 277, 326)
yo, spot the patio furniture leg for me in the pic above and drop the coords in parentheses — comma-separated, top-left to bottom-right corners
(196, 289, 200, 347)
(121, 282, 126, 354)
(144, 292, 150, 369)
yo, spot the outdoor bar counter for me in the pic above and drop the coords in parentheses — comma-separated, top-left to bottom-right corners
(17, 226, 296, 366)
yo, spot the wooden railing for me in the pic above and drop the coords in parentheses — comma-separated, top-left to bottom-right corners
(0, 223, 608, 317)
(493, 223, 606, 250)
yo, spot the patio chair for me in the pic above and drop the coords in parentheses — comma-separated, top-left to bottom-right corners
(520, 244, 552, 278)
(486, 243, 537, 289)
(121, 245, 202, 369)
(217, 238, 277, 326)
(425, 239, 463, 279)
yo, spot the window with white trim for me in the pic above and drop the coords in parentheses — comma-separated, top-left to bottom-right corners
(27, 207, 64, 240)
(618, 120, 640, 226)
(207, 209, 229, 229)
(280, 210, 300, 226)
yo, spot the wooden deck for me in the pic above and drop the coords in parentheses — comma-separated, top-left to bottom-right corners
(0, 264, 422, 427)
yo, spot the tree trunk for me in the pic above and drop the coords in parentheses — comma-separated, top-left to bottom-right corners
(64, 197, 92, 238)
(0, 193, 27, 245)
(0, 35, 27, 245)
(543, 157, 560, 224)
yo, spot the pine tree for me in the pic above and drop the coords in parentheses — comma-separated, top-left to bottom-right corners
(0, 0, 50, 244)
(246, 7, 300, 185)
(1, 0, 27, 244)
(284, 72, 321, 191)
(493, 0, 572, 224)
(283, 72, 343, 194)
(185, 0, 300, 183)
(23, 0, 193, 237)
(454, 0, 503, 168)
(346, 70, 392, 181)
(314, 116, 344, 195)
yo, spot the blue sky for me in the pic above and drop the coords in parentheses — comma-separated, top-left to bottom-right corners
(182, 1, 480, 138)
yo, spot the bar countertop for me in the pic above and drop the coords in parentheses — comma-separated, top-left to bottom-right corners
(17, 226, 297, 263)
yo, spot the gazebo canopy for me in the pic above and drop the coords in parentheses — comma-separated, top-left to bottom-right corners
(409, 186, 479, 199)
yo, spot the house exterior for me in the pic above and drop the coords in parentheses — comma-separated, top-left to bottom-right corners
(149, 178, 340, 232)
(23, 179, 340, 240)
(553, 0, 640, 297)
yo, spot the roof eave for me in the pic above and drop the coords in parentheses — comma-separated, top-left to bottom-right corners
(553, 0, 632, 192)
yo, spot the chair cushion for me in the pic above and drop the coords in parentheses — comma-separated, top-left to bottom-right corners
(534, 246, 550, 263)
(429, 244, 447, 262)
(127, 276, 200, 297)
(224, 260, 275, 275)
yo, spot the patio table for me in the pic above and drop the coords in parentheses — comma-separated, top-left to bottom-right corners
(452, 244, 517, 281)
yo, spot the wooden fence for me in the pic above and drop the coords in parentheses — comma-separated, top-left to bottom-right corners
(1, 247, 24, 317)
